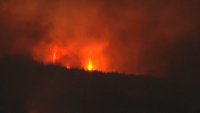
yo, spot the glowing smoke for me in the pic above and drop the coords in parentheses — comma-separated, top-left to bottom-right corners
(0, 0, 200, 76)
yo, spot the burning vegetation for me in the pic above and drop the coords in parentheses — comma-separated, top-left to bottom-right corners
(52, 46, 57, 64)
(87, 58, 93, 71)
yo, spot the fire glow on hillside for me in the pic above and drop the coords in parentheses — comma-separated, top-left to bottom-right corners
(50, 44, 104, 71)
(52, 46, 94, 71)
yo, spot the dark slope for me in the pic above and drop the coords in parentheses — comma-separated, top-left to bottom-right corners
(0, 56, 200, 113)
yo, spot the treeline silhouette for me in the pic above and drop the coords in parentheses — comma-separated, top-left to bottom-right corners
(0, 56, 200, 113)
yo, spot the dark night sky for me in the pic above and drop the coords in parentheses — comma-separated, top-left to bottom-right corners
(0, 0, 200, 112)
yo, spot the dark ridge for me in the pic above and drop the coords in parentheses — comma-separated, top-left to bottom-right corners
(0, 55, 200, 113)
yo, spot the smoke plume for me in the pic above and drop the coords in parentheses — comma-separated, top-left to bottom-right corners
(0, 0, 200, 76)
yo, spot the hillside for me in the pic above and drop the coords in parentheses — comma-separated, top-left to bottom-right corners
(0, 56, 200, 113)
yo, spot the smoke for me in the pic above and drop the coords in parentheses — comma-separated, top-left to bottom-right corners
(0, 0, 200, 76)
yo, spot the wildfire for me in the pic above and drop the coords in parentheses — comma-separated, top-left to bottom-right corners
(53, 47, 57, 63)
(87, 58, 93, 71)
(49, 45, 106, 71)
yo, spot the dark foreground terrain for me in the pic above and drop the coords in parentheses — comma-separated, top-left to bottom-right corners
(0, 56, 200, 113)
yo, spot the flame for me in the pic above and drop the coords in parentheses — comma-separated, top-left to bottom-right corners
(32, 43, 108, 72)
(66, 65, 70, 69)
(53, 47, 57, 63)
(87, 58, 93, 71)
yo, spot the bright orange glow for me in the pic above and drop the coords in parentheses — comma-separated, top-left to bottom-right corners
(53, 47, 57, 63)
(87, 59, 93, 71)
(32, 43, 108, 72)
(66, 65, 70, 69)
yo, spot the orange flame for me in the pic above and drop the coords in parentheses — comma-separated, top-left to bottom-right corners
(53, 47, 57, 63)
(87, 58, 93, 71)
(66, 65, 70, 69)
